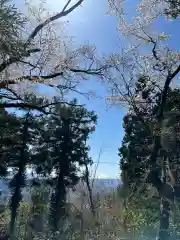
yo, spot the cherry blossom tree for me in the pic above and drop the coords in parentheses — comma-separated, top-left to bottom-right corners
(107, 0, 180, 239)
(0, 0, 112, 113)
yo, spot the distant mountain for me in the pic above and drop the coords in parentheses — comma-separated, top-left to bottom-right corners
(0, 178, 121, 204)
(91, 179, 120, 189)
(0, 178, 32, 203)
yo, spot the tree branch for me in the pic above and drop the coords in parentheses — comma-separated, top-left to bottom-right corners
(0, 48, 41, 73)
(141, 28, 159, 61)
(18, 60, 37, 69)
(61, 0, 72, 12)
(0, 67, 105, 89)
(0, 100, 84, 115)
(0, 0, 83, 73)
(148, 64, 180, 191)
(26, 0, 83, 44)
(0, 102, 48, 114)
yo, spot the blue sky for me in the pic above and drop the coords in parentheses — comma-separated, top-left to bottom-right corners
(14, 0, 180, 178)
(53, 0, 180, 178)
(44, 0, 127, 179)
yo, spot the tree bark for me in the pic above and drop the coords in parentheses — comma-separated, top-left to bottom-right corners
(157, 156, 174, 240)
(49, 169, 66, 232)
(9, 113, 30, 240)
(158, 198, 170, 240)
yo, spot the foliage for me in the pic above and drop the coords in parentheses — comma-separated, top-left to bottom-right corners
(107, 0, 180, 238)
(0, 186, 159, 240)
(32, 98, 97, 231)
(0, 94, 98, 238)
(0, 0, 26, 62)
(119, 76, 157, 192)
(27, 186, 49, 238)
(0, 0, 112, 115)
(119, 83, 180, 239)
(164, 0, 180, 18)
(1, 0, 180, 239)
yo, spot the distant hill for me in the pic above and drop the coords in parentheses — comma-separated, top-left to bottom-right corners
(91, 179, 120, 189)
(0, 178, 121, 204)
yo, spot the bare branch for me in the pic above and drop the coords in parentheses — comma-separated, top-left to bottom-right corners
(0, 94, 19, 101)
(84, 162, 95, 218)
(18, 60, 38, 69)
(0, 48, 41, 73)
(133, 29, 159, 61)
(0, 100, 84, 115)
(0, 66, 106, 89)
(5, 88, 23, 101)
(0, 0, 84, 73)
(147, 62, 180, 192)
(0, 102, 48, 113)
(62, 0, 72, 12)
(154, 66, 180, 119)
(91, 145, 103, 189)
(55, 84, 90, 99)
(26, 0, 83, 44)
(41, 101, 84, 109)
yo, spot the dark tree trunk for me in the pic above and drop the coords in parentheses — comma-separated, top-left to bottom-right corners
(84, 163, 95, 217)
(157, 156, 174, 240)
(9, 113, 29, 240)
(49, 169, 66, 232)
(9, 165, 26, 240)
(9, 184, 21, 239)
(28, 187, 50, 235)
(157, 198, 170, 240)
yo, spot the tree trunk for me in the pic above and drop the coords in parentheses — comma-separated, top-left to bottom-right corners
(157, 197, 170, 240)
(9, 112, 29, 240)
(9, 184, 21, 240)
(84, 163, 95, 217)
(28, 186, 49, 236)
(49, 169, 66, 232)
(157, 156, 173, 240)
